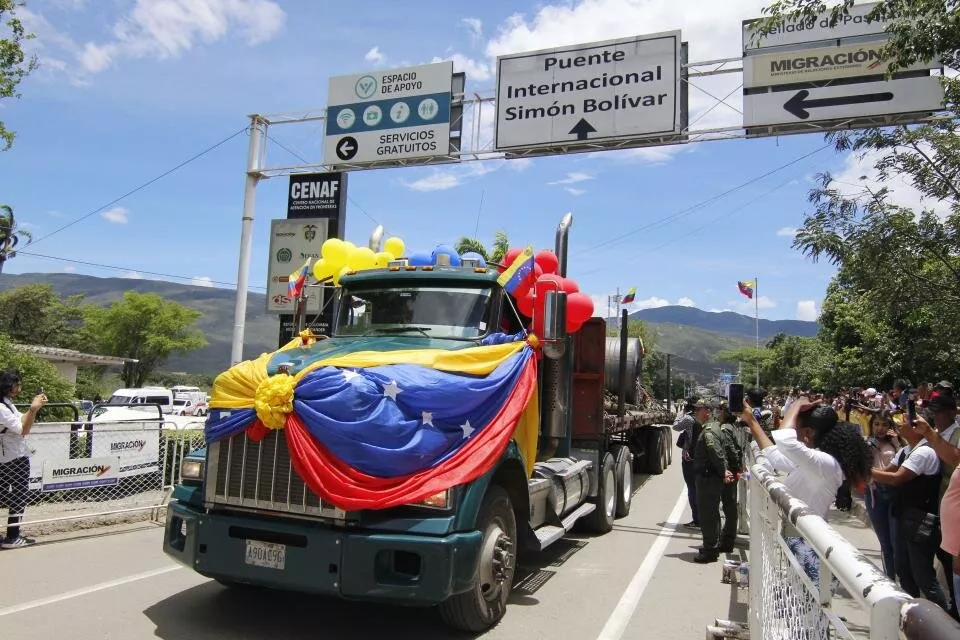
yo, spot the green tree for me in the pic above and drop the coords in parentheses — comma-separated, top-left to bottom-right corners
(752, 0, 960, 387)
(0, 204, 32, 273)
(714, 346, 775, 387)
(0, 333, 74, 420)
(455, 231, 510, 264)
(764, 332, 833, 390)
(0, 1, 37, 151)
(85, 292, 207, 387)
(0, 283, 87, 346)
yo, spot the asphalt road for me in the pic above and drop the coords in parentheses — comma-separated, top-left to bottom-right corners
(0, 460, 748, 640)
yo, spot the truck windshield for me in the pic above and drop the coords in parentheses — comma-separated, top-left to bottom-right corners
(336, 285, 493, 339)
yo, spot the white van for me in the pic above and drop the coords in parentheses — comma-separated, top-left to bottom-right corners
(108, 387, 174, 414)
(170, 386, 208, 416)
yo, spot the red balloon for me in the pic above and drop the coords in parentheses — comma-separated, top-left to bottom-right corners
(566, 292, 594, 324)
(566, 316, 584, 334)
(534, 250, 559, 275)
(500, 247, 523, 272)
(516, 290, 535, 317)
(560, 277, 579, 294)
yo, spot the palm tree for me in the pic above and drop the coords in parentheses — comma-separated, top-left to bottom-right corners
(0, 205, 32, 273)
(455, 231, 510, 265)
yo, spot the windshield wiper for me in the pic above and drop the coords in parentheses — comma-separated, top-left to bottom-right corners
(365, 326, 432, 337)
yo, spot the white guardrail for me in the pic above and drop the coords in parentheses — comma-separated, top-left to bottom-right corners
(745, 458, 960, 640)
(3, 415, 205, 534)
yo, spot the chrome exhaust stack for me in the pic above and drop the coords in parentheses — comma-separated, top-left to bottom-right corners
(368, 225, 384, 252)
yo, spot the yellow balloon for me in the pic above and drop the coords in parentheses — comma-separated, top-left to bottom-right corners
(333, 265, 352, 286)
(374, 251, 393, 268)
(312, 259, 336, 282)
(322, 239, 348, 269)
(348, 246, 377, 271)
(384, 237, 405, 259)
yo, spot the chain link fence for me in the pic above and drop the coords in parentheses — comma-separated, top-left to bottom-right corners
(745, 457, 960, 640)
(1, 410, 205, 536)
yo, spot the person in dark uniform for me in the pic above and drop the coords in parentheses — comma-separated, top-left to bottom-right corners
(692, 399, 736, 563)
(673, 397, 702, 528)
(717, 402, 743, 552)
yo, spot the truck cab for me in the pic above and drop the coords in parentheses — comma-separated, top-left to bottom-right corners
(162, 215, 672, 631)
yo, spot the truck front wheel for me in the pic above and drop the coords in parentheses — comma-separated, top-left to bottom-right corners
(439, 485, 517, 632)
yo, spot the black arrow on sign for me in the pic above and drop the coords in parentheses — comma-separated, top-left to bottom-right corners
(569, 118, 597, 141)
(783, 89, 895, 120)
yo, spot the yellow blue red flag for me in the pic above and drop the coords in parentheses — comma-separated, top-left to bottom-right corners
(497, 246, 535, 294)
(738, 280, 755, 299)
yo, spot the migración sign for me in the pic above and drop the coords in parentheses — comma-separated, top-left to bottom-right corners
(494, 32, 683, 152)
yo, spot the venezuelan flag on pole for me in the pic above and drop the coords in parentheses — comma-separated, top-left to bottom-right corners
(621, 287, 637, 304)
(497, 246, 535, 294)
(204, 337, 540, 511)
(288, 258, 311, 299)
(737, 280, 755, 299)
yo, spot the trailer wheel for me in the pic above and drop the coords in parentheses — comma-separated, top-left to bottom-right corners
(611, 444, 632, 518)
(439, 485, 516, 633)
(584, 453, 616, 533)
(646, 428, 665, 475)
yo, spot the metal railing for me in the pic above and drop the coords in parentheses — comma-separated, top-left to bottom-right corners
(1, 417, 205, 535)
(745, 458, 960, 640)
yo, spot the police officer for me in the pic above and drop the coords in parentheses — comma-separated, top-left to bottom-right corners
(692, 398, 736, 563)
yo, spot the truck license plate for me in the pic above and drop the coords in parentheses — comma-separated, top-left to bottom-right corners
(244, 540, 286, 570)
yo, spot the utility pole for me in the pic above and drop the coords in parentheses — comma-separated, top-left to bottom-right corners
(666, 353, 672, 412)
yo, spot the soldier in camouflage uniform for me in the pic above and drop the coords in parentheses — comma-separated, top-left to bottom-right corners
(692, 398, 737, 563)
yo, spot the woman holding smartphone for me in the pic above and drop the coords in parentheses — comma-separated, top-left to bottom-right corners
(0, 370, 47, 549)
(865, 411, 901, 579)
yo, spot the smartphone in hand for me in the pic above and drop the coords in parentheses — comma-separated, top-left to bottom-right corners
(728, 383, 745, 413)
(906, 398, 916, 424)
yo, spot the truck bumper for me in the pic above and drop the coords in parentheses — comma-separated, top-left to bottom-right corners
(163, 501, 482, 605)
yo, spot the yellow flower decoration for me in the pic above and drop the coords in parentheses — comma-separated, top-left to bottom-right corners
(254, 373, 296, 430)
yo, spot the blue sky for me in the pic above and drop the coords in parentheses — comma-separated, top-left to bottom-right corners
(2, 0, 867, 322)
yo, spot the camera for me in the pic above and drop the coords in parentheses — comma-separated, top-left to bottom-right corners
(728, 383, 744, 413)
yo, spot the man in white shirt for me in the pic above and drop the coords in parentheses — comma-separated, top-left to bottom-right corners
(0, 370, 47, 549)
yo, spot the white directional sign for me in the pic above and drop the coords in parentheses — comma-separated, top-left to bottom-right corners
(743, 2, 888, 50)
(323, 61, 453, 165)
(494, 32, 682, 151)
(744, 76, 944, 128)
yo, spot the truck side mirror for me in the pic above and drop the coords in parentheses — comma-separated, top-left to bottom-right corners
(541, 290, 567, 359)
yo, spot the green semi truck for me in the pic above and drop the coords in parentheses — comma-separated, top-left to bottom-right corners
(162, 214, 674, 631)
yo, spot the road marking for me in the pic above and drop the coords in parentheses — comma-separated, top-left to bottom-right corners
(0, 565, 181, 617)
(596, 490, 688, 640)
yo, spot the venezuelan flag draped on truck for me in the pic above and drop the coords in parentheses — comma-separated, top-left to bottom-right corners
(204, 334, 541, 511)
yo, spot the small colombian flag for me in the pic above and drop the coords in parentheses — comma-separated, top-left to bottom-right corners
(737, 280, 755, 299)
(621, 287, 637, 304)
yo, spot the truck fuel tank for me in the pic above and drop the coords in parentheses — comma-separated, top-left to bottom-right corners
(531, 458, 593, 519)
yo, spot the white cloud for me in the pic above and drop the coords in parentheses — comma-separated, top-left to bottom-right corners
(432, 52, 493, 82)
(831, 148, 951, 218)
(677, 297, 696, 307)
(631, 296, 670, 310)
(42, 0, 287, 75)
(101, 207, 129, 224)
(797, 300, 819, 322)
(402, 172, 463, 192)
(191, 276, 214, 287)
(364, 46, 386, 65)
(548, 172, 593, 185)
(507, 158, 533, 171)
(63, 266, 76, 273)
(776, 226, 798, 237)
(123, 271, 143, 279)
(565, 187, 586, 196)
(461, 17, 483, 43)
(730, 295, 776, 312)
(708, 307, 733, 313)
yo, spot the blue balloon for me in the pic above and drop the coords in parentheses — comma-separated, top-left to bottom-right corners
(408, 251, 433, 266)
(432, 244, 462, 267)
(461, 251, 487, 267)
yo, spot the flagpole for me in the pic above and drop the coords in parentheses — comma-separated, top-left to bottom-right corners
(755, 275, 760, 388)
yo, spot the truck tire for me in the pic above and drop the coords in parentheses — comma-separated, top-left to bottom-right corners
(611, 444, 632, 518)
(439, 485, 517, 633)
(646, 428, 665, 475)
(583, 452, 616, 534)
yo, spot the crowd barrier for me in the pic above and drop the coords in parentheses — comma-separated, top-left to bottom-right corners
(1, 415, 205, 532)
(745, 459, 960, 640)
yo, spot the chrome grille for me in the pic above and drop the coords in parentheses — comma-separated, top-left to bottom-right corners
(206, 430, 345, 519)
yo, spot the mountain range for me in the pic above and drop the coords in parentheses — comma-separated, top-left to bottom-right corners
(0, 273, 818, 378)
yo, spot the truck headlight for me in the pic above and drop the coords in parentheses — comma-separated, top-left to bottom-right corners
(180, 458, 204, 482)
(411, 490, 450, 509)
